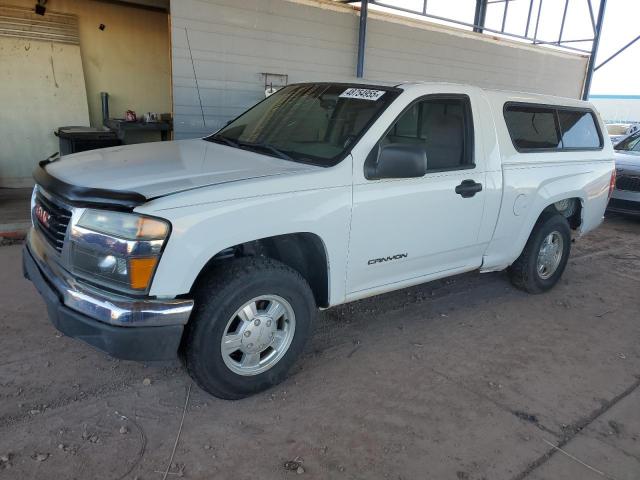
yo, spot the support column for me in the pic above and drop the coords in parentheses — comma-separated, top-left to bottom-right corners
(582, 0, 607, 100)
(473, 0, 487, 33)
(356, 0, 368, 78)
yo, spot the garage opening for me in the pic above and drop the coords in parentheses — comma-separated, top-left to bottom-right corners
(0, 0, 171, 188)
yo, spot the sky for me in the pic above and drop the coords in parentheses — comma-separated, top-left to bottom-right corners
(587, 1, 639, 95)
(366, 0, 639, 95)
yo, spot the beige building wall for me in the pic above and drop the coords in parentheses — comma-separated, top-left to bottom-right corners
(0, 37, 90, 187)
(7, 0, 172, 128)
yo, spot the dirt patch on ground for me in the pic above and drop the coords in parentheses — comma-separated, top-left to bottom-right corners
(1, 216, 639, 479)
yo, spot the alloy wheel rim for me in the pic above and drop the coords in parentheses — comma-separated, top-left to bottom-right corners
(220, 295, 296, 376)
(537, 231, 564, 280)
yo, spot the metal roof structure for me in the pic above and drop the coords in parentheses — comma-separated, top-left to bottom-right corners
(339, 0, 623, 99)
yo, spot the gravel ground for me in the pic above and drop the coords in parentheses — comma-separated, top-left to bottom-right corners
(0, 215, 639, 480)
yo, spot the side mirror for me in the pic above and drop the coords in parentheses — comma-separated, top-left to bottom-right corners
(365, 143, 428, 180)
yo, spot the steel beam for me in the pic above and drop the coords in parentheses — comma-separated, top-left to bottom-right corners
(356, 0, 368, 78)
(501, 0, 510, 33)
(595, 34, 640, 71)
(587, 0, 596, 32)
(473, 0, 487, 33)
(533, 0, 543, 44)
(362, 0, 595, 55)
(582, 0, 607, 100)
(524, 0, 534, 37)
(558, 0, 569, 43)
(370, 0, 591, 53)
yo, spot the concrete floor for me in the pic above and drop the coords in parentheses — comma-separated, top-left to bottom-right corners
(0, 216, 639, 480)
(0, 188, 31, 237)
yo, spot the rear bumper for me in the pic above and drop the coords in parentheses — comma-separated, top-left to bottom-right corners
(607, 198, 640, 216)
(23, 244, 186, 361)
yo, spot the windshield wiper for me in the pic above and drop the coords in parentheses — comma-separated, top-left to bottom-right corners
(237, 141, 295, 163)
(208, 135, 297, 163)
(208, 134, 240, 148)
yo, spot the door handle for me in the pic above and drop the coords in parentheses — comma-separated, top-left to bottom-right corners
(455, 179, 483, 198)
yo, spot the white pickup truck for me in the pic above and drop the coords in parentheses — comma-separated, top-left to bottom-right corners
(24, 82, 615, 399)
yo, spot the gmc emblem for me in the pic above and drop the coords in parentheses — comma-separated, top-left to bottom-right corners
(34, 204, 51, 229)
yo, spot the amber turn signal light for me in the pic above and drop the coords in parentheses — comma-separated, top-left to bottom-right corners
(129, 257, 159, 290)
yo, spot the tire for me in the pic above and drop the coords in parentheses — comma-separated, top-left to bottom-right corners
(508, 212, 571, 294)
(554, 198, 577, 218)
(182, 257, 315, 399)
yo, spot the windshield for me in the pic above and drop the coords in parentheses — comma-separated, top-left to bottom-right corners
(206, 83, 400, 167)
(615, 131, 640, 151)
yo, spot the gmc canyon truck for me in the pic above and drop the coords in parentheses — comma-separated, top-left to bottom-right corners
(23, 82, 615, 399)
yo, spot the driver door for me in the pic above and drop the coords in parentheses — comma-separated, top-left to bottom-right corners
(347, 94, 487, 295)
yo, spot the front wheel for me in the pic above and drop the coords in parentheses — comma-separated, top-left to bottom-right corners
(508, 213, 571, 294)
(182, 257, 315, 399)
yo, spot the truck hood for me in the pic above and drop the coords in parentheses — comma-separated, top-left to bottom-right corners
(44, 139, 319, 199)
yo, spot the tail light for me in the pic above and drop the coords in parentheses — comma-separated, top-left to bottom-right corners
(608, 168, 616, 201)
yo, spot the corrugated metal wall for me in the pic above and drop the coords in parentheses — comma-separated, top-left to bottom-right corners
(170, 0, 589, 140)
(0, 5, 79, 45)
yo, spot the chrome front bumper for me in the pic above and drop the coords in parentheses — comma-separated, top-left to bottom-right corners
(27, 229, 193, 328)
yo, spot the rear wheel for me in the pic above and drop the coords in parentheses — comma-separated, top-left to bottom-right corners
(509, 213, 571, 294)
(182, 257, 315, 399)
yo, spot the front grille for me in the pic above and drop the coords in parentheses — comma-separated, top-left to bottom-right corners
(33, 190, 72, 253)
(616, 175, 640, 192)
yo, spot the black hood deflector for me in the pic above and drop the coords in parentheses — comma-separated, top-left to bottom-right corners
(34, 159, 147, 211)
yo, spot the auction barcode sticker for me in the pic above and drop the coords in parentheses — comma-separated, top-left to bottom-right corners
(339, 88, 386, 101)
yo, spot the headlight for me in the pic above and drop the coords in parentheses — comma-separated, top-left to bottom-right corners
(69, 209, 170, 294)
(77, 209, 169, 240)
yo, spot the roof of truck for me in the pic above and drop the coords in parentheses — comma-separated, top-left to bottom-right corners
(394, 81, 592, 108)
(291, 80, 593, 108)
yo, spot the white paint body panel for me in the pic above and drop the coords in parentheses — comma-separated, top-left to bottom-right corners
(140, 159, 352, 302)
(346, 85, 495, 296)
(46, 139, 318, 199)
(479, 89, 615, 272)
(46, 82, 615, 307)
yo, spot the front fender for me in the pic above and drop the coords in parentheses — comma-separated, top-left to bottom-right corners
(142, 187, 352, 305)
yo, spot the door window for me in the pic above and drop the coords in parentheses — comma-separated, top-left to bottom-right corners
(381, 97, 474, 171)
